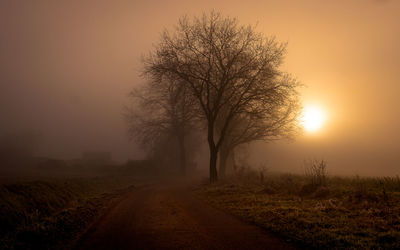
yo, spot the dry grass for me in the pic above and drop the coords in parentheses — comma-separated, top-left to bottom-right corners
(0, 176, 137, 249)
(197, 171, 400, 249)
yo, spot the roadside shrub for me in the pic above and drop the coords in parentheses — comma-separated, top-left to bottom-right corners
(380, 176, 400, 192)
(304, 159, 327, 187)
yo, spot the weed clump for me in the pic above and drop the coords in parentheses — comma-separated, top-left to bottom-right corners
(304, 159, 327, 187)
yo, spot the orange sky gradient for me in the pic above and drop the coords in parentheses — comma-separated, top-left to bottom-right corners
(1, 0, 399, 175)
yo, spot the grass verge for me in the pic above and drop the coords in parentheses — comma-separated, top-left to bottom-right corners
(197, 173, 400, 249)
(0, 176, 137, 249)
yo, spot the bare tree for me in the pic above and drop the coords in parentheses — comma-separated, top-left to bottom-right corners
(124, 79, 198, 175)
(143, 11, 300, 182)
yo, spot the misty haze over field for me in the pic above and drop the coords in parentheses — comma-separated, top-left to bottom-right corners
(1, 0, 400, 176)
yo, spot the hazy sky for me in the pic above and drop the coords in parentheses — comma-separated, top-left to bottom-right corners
(1, 0, 399, 175)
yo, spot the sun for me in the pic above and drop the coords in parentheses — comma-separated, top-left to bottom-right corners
(301, 105, 327, 132)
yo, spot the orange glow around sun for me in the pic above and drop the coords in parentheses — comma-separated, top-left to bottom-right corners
(301, 105, 327, 133)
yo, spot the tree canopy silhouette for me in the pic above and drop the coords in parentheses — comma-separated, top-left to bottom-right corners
(143, 11, 301, 182)
(124, 79, 198, 175)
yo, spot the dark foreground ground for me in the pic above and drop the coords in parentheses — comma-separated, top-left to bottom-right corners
(3, 169, 399, 249)
(76, 181, 296, 250)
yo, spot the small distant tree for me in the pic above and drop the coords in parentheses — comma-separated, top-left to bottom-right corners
(143, 11, 301, 182)
(124, 79, 198, 175)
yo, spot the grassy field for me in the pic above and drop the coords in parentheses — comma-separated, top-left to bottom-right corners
(0, 175, 138, 250)
(197, 167, 400, 249)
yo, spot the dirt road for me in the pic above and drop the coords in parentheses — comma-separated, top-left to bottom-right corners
(76, 182, 296, 250)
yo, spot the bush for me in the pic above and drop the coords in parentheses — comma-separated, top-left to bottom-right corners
(304, 159, 327, 187)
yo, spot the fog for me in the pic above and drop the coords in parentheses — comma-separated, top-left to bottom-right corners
(1, 0, 399, 175)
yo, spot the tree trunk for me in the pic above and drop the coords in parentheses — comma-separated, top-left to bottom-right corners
(231, 149, 237, 171)
(209, 147, 218, 183)
(208, 121, 218, 183)
(219, 146, 229, 179)
(177, 135, 186, 176)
